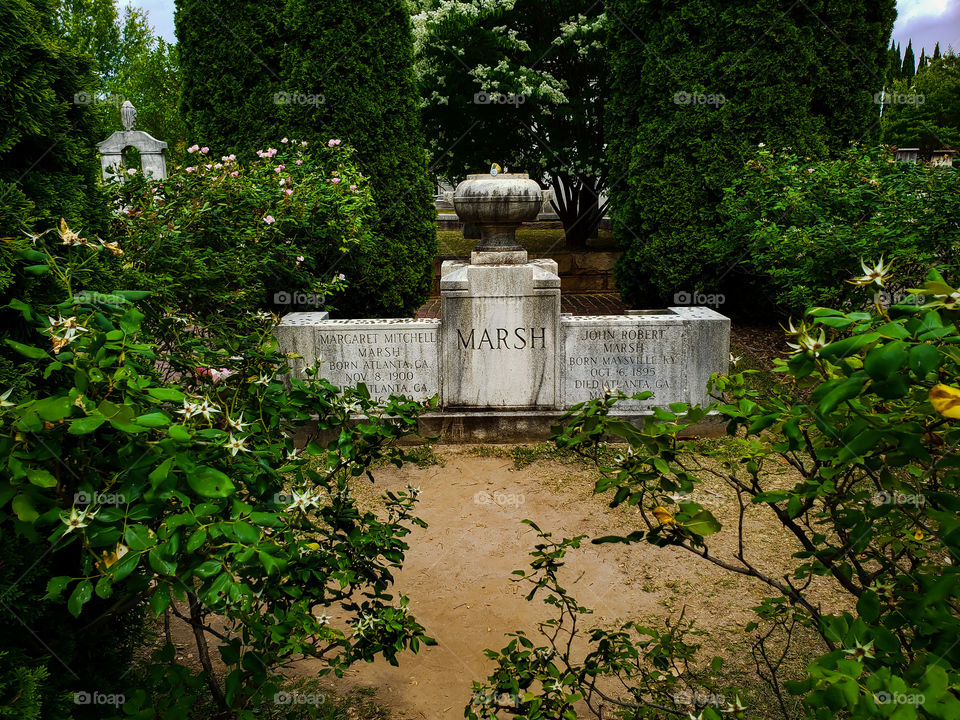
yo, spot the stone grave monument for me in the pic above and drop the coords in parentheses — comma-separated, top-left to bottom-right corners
(275, 171, 730, 440)
(97, 101, 168, 181)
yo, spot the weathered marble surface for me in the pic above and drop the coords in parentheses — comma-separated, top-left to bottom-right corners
(274, 313, 440, 401)
(561, 307, 729, 410)
(440, 255, 560, 408)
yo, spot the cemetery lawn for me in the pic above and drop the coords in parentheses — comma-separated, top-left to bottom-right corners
(436, 226, 618, 256)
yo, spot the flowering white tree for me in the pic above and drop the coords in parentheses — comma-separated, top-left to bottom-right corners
(413, 0, 607, 246)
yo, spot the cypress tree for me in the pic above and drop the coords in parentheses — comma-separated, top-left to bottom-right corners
(902, 40, 916, 80)
(933, 42, 942, 62)
(175, 0, 285, 155)
(174, 0, 436, 318)
(887, 40, 902, 82)
(918, 49, 928, 72)
(0, 0, 107, 234)
(607, 0, 896, 311)
(280, 0, 436, 318)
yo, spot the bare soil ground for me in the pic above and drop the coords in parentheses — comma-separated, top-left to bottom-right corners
(280, 444, 844, 719)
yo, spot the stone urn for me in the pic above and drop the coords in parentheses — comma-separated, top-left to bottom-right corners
(453, 173, 543, 255)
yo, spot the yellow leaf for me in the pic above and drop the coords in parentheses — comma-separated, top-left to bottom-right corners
(914, 529, 924, 541)
(930, 384, 960, 418)
(652, 506, 676, 526)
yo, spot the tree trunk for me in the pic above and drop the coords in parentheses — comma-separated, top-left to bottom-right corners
(550, 174, 604, 249)
(187, 590, 228, 710)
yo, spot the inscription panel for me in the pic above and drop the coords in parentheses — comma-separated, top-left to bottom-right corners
(561, 316, 687, 409)
(275, 316, 440, 401)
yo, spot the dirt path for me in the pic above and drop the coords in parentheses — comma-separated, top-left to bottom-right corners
(292, 447, 831, 719)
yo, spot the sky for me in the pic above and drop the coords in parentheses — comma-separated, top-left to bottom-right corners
(134, 0, 957, 58)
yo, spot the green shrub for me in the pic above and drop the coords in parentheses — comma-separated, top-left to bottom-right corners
(477, 266, 960, 718)
(283, 0, 437, 317)
(716, 146, 960, 317)
(110, 139, 375, 349)
(606, 0, 896, 312)
(0, 236, 435, 718)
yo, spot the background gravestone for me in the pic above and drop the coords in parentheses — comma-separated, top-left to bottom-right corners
(97, 101, 168, 181)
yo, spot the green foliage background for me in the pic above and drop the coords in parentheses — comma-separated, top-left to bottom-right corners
(606, 0, 896, 314)
(175, 0, 436, 318)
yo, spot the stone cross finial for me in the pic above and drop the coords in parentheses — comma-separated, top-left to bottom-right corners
(120, 101, 137, 131)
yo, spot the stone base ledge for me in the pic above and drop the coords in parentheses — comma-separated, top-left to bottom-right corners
(291, 411, 726, 448)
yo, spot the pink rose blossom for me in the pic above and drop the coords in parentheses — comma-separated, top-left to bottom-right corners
(338, 273, 346, 281)
(296, 256, 305, 264)
(197, 367, 235, 383)
(274, 164, 285, 173)
(214, 163, 222, 169)
(205, 164, 212, 169)
(263, 215, 275, 225)
(301, 140, 308, 147)
(200, 146, 209, 154)
(187, 144, 199, 153)
(230, 171, 239, 177)
(285, 189, 293, 196)
(327, 139, 341, 147)
(349, 184, 357, 191)
(281, 137, 289, 143)
(331, 177, 340, 184)
(296, 159, 303, 165)
(185, 167, 196, 173)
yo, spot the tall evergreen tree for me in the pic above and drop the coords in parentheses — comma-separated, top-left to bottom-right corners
(175, 0, 285, 155)
(607, 0, 896, 311)
(174, 0, 436, 317)
(918, 49, 929, 72)
(1, 0, 107, 235)
(903, 39, 916, 80)
(887, 40, 902, 82)
(282, 0, 437, 317)
(933, 42, 942, 62)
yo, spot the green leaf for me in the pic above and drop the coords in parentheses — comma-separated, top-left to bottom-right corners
(193, 560, 221, 578)
(33, 395, 73, 421)
(24, 264, 50, 275)
(67, 580, 93, 617)
(857, 590, 881, 623)
(147, 388, 186, 402)
(908, 344, 940, 377)
(818, 376, 868, 415)
(45, 576, 71, 599)
(186, 527, 208, 552)
(148, 546, 177, 576)
(680, 509, 721, 536)
(864, 341, 908, 381)
(168, 424, 191, 442)
(148, 457, 174, 487)
(187, 467, 235, 498)
(258, 550, 283, 575)
(27, 469, 57, 488)
(5, 339, 49, 359)
(110, 550, 140, 582)
(68, 415, 106, 435)
(233, 521, 259, 544)
(11, 494, 39, 522)
(135, 412, 171, 427)
(124, 525, 155, 552)
(149, 586, 171, 616)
